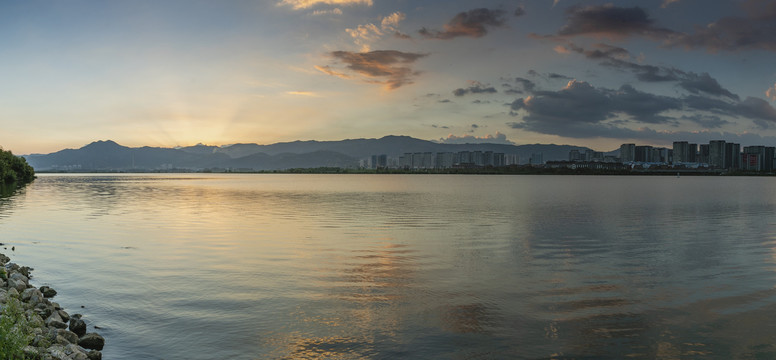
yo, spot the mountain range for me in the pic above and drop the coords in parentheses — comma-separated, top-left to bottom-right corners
(23, 136, 593, 171)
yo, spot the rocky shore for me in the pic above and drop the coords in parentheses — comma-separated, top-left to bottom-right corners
(0, 252, 104, 360)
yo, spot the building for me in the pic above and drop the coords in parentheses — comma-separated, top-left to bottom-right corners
(742, 146, 775, 171)
(569, 149, 582, 162)
(530, 152, 544, 165)
(709, 140, 726, 169)
(725, 142, 740, 170)
(619, 143, 635, 163)
(634, 145, 653, 162)
(699, 144, 710, 164)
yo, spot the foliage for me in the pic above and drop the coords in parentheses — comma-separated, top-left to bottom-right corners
(0, 148, 35, 186)
(0, 296, 33, 359)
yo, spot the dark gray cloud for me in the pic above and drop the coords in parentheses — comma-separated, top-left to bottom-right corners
(420, 8, 507, 39)
(319, 50, 428, 89)
(681, 114, 730, 128)
(438, 99, 452, 103)
(514, 6, 525, 17)
(506, 121, 776, 146)
(665, 0, 776, 52)
(557, 4, 676, 39)
(548, 72, 573, 80)
(507, 79, 776, 141)
(453, 81, 498, 96)
(683, 95, 776, 128)
(678, 72, 739, 100)
(560, 43, 741, 99)
(510, 80, 681, 126)
(553, 2, 776, 53)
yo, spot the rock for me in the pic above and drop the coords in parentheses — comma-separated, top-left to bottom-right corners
(0, 253, 9, 264)
(23, 345, 41, 359)
(48, 319, 68, 329)
(56, 329, 79, 345)
(35, 302, 54, 318)
(78, 333, 105, 351)
(58, 309, 70, 323)
(86, 350, 102, 360)
(19, 266, 33, 278)
(7, 287, 19, 298)
(8, 277, 27, 292)
(22, 288, 44, 304)
(69, 318, 87, 337)
(40, 285, 58, 298)
(46, 312, 68, 329)
(9, 272, 28, 285)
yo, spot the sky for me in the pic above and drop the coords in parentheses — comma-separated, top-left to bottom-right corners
(2, 0, 776, 154)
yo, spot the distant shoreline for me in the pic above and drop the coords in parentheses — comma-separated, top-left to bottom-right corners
(32, 167, 776, 176)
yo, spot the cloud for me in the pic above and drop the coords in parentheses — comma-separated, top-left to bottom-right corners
(508, 80, 683, 138)
(514, 6, 526, 17)
(767, 83, 776, 101)
(548, 72, 573, 80)
(507, 121, 776, 146)
(437, 132, 515, 145)
(346, 12, 407, 51)
(681, 114, 730, 128)
(381, 12, 405, 31)
(278, 0, 372, 10)
(507, 78, 776, 141)
(665, 0, 776, 52)
(559, 42, 740, 99)
(678, 72, 739, 100)
(419, 8, 507, 39)
(311, 8, 343, 15)
(318, 50, 428, 89)
(557, 4, 676, 39)
(453, 81, 497, 96)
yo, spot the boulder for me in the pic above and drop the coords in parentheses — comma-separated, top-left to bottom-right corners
(46, 312, 68, 329)
(69, 318, 87, 337)
(56, 329, 79, 345)
(87, 350, 102, 360)
(9, 272, 28, 285)
(78, 333, 105, 351)
(40, 285, 58, 298)
(8, 277, 27, 292)
(22, 288, 44, 304)
(58, 309, 70, 323)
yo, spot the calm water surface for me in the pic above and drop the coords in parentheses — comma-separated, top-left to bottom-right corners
(2, 174, 776, 359)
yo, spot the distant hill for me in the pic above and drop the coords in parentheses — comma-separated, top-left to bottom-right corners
(23, 136, 591, 171)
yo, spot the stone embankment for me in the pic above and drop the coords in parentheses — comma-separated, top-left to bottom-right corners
(0, 252, 104, 360)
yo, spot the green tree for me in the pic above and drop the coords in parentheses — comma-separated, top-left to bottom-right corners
(0, 148, 35, 186)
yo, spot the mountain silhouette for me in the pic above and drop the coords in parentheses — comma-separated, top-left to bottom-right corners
(23, 136, 590, 171)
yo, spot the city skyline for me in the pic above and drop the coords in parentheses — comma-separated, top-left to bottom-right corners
(3, 0, 776, 154)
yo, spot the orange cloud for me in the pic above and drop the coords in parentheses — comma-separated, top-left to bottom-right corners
(278, 0, 371, 10)
(318, 50, 427, 90)
(768, 83, 776, 101)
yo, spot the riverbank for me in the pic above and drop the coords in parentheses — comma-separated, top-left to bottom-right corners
(0, 252, 104, 360)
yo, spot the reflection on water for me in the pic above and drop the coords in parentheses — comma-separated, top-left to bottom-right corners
(2, 174, 776, 358)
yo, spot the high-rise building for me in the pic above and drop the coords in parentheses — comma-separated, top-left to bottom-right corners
(709, 140, 726, 169)
(635, 145, 653, 162)
(619, 143, 635, 163)
(742, 146, 775, 171)
(699, 144, 710, 164)
(725, 143, 740, 170)
(569, 150, 582, 162)
(673, 141, 689, 163)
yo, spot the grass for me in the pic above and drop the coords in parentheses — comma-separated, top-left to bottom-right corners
(0, 295, 33, 360)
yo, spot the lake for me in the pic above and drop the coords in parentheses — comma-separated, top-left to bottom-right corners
(2, 174, 776, 359)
